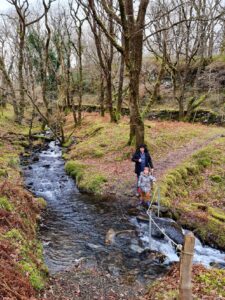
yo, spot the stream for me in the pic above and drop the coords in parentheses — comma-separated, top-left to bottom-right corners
(22, 141, 225, 284)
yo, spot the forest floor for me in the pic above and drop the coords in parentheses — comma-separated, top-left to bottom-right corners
(43, 113, 225, 300)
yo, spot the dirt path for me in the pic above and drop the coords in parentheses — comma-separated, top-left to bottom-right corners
(154, 133, 223, 178)
(42, 133, 224, 300)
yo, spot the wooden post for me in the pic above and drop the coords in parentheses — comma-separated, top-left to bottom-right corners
(179, 232, 195, 300)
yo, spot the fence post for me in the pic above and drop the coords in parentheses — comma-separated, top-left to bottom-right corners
(179, 232, 195, 300)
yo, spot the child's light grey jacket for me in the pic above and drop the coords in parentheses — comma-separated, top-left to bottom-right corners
(138, 173, 156, 193)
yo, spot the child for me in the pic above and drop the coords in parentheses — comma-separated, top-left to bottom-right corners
(137, 167, 155, 207)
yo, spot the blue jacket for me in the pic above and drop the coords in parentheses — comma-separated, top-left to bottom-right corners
(132, 149, 154, 176)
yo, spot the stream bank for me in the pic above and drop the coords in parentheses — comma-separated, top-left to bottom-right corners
(0, 108, 48, 299)
(22, 139, 225, 299)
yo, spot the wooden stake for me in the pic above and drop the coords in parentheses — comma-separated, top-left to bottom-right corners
(179, 232, 195, 300)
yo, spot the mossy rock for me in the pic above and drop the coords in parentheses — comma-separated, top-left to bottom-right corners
(0, 196, 14, 211)
(193, 217, 225, 249)
(36, 197, 47, 209)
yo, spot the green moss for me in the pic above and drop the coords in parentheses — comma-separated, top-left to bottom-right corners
(62, 138, 73, 147)
(19, 261, 45, 291)
(193, 217, 225, 248)
(169, 170, 183, 183)
(196, 269, 225, 297)
(79, 173, 107, 194)
(36, 197, 47, 209)
(66, 160, 108, 193)
(210, 174, 223, 183)
(0, 196, 14, 211)
(186, 163, 200, 175)
(65, 160, 86, 183)
(209, 207, 225, 222)
(93, 149, 104, 158)
(4, 228, 24, 242)
(18, 239, 48, 291)
(177, 166, 188, 179)
(7, 157, 19, 168)
(191, 203, 209, 211)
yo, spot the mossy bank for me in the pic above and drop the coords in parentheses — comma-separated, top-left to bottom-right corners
(159, 137, 225, 249)
(0, 106, 47, 299)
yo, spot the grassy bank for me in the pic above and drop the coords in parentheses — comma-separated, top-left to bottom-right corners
(64, 113, 222, 196)
(159, 137, 225, 249)
(0, 106, 47, 299)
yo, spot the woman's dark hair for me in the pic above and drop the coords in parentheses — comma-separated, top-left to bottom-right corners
(137, 144, 148, 152)
(139, 144, 146, 149)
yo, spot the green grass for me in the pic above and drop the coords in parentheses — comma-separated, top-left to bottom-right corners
(158, 137, 225, 248)
(65, 160, 107, 193)
(0, 196, 14, 211)
(196, 269, 225, 297)
(3, 228, 48, 291)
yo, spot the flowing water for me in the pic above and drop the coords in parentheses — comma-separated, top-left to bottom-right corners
(132, 218, 225, 268)
(22, 141, 225, 283)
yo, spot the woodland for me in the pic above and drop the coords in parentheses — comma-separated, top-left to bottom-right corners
(0, 0, 225, 299)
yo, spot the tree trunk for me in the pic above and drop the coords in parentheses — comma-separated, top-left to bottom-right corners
(66, 54, 71, 108)
(117, 52, 125, 115)
(128, 70, 144, 146)
(99, 72, 105, 117)
(78, 25, 83, 125)
(106, 72, 115, 122)
(178, 97, 185, 120)
(18, 24, 26, 124)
